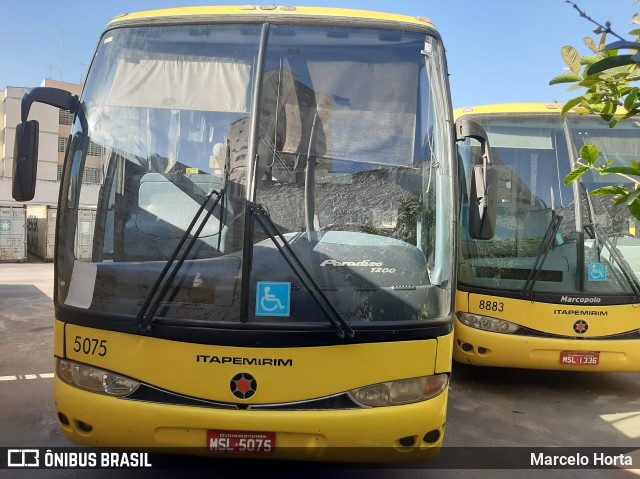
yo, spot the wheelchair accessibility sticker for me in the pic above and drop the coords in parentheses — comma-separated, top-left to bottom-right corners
(256, 282, 291, 317)
(588, 263, 607, 282)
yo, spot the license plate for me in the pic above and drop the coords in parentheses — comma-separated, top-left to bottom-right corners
(207, 430, 276, 455)
(560, 351, 600, 366)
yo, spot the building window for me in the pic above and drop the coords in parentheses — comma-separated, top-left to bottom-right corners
(87, 141, 103, 157)
(57, 137, 103, 157)
(82, 167, 102, 184)
(59, 109, 74, 126)
(57, 165, 101, 184)
(58, 137, 68, 153)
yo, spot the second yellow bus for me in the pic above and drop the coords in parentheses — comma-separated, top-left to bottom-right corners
(455, 103, 640, 371)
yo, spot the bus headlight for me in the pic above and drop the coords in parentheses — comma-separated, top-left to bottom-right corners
(56, 358, 140, 397)
(457, 313, 520, 334)
(348, 375, 448, 408)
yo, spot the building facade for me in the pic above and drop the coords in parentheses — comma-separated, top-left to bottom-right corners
(0, 79, 100, 205)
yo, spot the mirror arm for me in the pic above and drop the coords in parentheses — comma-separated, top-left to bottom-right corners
(21, 86, 82, 126)
(455, 118, 493, 166)
(456, 118, 494, 205)
(455, 118, 497, 240)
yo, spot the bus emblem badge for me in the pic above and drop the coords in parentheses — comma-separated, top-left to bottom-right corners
(573, 320, 588, 334)
(230, 373, 257, 399)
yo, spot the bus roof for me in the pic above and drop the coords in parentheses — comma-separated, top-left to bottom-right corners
(108, 5, 436, 30)
(453, 102, 631, 120)
(454, 103, 565, 119)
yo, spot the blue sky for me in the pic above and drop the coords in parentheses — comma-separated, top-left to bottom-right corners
(1, 0, 636, 108)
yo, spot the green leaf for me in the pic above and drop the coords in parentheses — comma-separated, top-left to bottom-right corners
(564, 166, 589, 186)
(601, 168, 640, 178)
(580, 55, 601, 66)
(601, 101, 617, 120)
(603, 40, 640, 51)
(549, 73, 582, 85)
(614, 195, 628, 205)
(626, 189, 640, 205)
(561, 46, 583, 75)
(587, 55, 637, 75)
(588, 186, 629, 196)
(562, 97, 584, 115)
(609, 117, 621, 128)
(580, 145, 600, 165)
(629, 199, 640, 222)
(582, 72, 604, 83)
(578, 78, 602, 87)
(624, 89, 638, 110)
(568, 83, 588, 92)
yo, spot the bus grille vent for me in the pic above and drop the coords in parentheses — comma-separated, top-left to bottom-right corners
(126, 385, 363, 410)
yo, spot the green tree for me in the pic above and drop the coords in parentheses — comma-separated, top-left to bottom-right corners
(550, 1, 640, 220)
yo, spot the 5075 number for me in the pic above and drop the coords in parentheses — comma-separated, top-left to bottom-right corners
(478, 300, 504, 312)
(73, 336, 107, 356)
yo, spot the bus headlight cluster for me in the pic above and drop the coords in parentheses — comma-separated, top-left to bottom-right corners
(348, 375, 448, 408)
(56, 358, 140, 397)
(457, 313, 520, 334)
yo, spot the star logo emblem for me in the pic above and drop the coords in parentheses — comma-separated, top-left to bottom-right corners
(573, 320, 588, 335)
(230, 373, 257, 400)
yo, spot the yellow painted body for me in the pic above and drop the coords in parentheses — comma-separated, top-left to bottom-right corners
(454, 291, 640, 371)
(56, 320, 452, 461)
(454, 103, 640, 371)
(454, 103, 564, 117)
(108, 6, 435, 30)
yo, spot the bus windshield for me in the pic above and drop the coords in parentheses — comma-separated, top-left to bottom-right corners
(57, 22, 454, 330)
(459, 113, 640, 298)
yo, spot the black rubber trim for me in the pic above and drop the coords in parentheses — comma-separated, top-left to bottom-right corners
(56, 304, 453, 348)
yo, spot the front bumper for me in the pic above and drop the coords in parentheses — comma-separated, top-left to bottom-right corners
(453, 318, 640, 372)
(55, 377, 448, 463)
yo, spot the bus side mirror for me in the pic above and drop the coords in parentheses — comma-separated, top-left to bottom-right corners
(12, 120, 39, 201)
(12, 86, 82, 202)
(455, 118, 497, 240)
(469, 164, 497, 240)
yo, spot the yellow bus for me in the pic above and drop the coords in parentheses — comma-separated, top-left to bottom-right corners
(12, 6, 495, 462)
(455, 103, 640, 371)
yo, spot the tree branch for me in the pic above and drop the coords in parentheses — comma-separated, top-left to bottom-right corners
(565, 0, 627, 42)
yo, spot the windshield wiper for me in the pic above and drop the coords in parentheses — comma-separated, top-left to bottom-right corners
(520, 212, 563, 298)
(246, 201, 355, 339)
(136, 188, 224, 332)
